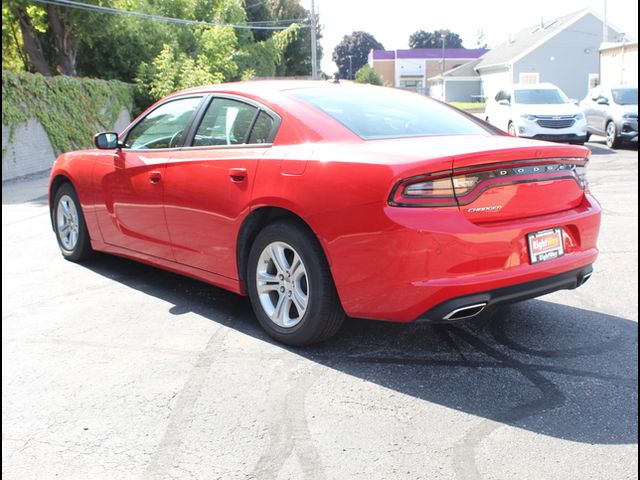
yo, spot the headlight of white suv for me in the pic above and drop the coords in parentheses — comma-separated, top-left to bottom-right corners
(520, 114, 538, 121)
(574, 113, 584, 120)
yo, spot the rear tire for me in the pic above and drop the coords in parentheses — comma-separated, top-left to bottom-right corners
(585, 132, 591, 143)
(52, 183, 94, 261)
(606, 121, 622, 149)
(247, 220, 344, 346)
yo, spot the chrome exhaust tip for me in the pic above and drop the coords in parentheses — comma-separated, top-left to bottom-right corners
(443, 302, 488, 321)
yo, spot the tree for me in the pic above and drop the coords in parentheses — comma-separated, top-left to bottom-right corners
(354, 65, 383, 86)
(5, 1, 52, 75)
(408, 29, 464, 49)
(475, 29, 488, 49)
(332, 31, 383, 80)
(2, 4, 30, 73)
(2, 0, 308, 100)
(268, 0, 320, 77)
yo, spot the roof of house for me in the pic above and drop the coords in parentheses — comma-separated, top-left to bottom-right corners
(476, 9, 622, 70)
(371, 48, 488, 61)
(600, 41, 638, 52)
(428, 59, 482, 81)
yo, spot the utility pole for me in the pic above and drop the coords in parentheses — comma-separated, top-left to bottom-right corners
(440, 32, 447, 74)
(603, 0, 608, 43)
(310, 0, 319, 80)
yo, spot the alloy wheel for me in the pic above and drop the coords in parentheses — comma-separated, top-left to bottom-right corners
(606, 122, 617, 148)
(56, 194, 80, 251)
(256, 241, 309, 328)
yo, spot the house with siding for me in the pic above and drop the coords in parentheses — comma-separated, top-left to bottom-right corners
(599, 42, 638, 86)
(368, 49, 488, 93)
(427, 59, 483, 102)
(476, 9, 628, 101)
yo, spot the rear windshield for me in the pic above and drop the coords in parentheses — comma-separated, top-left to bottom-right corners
(514, 88, 569, 105)
(612, 88, 638, 105)
(289, 87, 491, 140)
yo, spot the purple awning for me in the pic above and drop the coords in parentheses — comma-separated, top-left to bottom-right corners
(372, 48, 488, 60)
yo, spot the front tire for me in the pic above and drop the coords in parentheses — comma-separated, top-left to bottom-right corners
(247, 220, 344, 346)
(508, 122, 517, 137)
(53, 183, 93, 261)
(606, 121, 622, 149)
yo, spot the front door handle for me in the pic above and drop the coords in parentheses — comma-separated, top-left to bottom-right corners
(149, 171, 162, 184)
(229, 168, 247, 183)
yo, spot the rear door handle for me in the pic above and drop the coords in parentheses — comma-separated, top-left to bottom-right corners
(229, 168, 247, 183)
(149, 171, 162, 184)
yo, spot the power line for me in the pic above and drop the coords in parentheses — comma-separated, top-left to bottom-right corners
(30, 0, 309, 30)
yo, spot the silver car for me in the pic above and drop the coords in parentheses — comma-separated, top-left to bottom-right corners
(580, 85, 638, 148)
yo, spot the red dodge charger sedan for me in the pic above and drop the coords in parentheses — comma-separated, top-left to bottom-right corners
(49, 81, 601, 346)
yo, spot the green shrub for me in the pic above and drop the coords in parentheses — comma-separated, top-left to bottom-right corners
(354, 65, 384, 86)
(2, 71, 135, 156)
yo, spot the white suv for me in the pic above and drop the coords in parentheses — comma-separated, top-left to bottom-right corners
(484, 83, 588, 144)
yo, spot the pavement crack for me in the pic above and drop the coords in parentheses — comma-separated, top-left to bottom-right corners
(251, 362, 327, 480)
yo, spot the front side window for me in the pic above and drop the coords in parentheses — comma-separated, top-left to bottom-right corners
(514, 88, 569, 105)
(125, 97, 202, 149)
(193, 98, 258, 147)
(290, 87, 490, 140)
(612, 88, 638, 105)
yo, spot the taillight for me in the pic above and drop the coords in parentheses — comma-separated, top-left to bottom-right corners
(389, 173, 457, 207)
(389, 159, 588, 207)
(574, 164, 588, 189)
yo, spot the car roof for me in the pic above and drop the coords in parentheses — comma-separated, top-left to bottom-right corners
(173, 80, 348, 97)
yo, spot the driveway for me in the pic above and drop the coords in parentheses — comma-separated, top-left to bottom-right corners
(2, 140, 638, 480)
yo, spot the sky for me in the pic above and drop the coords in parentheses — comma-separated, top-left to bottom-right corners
(299, 0, 639, 74)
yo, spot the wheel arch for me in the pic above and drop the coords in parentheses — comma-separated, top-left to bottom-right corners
(236, 206, 332, 293)
(49, 174, 74, 229)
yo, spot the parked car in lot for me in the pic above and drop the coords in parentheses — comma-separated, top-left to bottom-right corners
(579, 85, 638, 148)
(49, 82, 601, 346)
(485, 83, 588, 144)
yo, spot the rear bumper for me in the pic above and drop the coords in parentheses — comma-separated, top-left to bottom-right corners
(317, 194, 601, 322)
(416, 265, 593, 322)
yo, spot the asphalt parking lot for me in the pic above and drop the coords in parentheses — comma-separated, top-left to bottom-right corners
(2, 138, 638, 480)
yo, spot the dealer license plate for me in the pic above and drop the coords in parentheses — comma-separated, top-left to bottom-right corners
(527, 228, 565, 264)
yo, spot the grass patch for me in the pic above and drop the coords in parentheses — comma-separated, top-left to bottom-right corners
(449, 102, 486, 111)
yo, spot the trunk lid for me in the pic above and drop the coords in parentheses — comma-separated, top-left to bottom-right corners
(450, 136, 589, 223)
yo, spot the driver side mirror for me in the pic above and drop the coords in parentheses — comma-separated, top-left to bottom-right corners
(498, 99, 510, 106)
(94, 131, 120, 150)
(596, 97, 609, 105)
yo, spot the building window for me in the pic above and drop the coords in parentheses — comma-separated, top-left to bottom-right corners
(400, 80, 423, 88)
(519, 72, 540, 84)
(519, 72, 540, 85)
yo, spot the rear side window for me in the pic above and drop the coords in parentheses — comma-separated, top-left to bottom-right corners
(248, 111, 275, 144)
(290, 87, 490, 140)
(194, 98, 258, 146)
